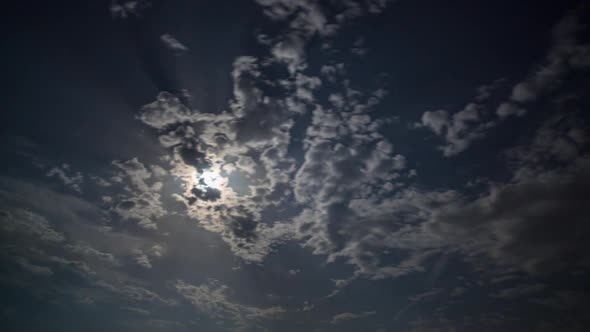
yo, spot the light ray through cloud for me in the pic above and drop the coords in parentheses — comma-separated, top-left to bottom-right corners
(2, 1, 590, 331)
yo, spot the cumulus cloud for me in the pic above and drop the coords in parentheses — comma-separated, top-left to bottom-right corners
(292, 88, 429, 279)
(139, 92, 198, 130)
(256, 0, 395, 73)
(419, 103, 492, 156)
(110, 158, 167, 230)
(420, 110, 449, 136)
(133, 249, 152, 269)
(123, 0, 398, 268)
(132, 54, 311, 262)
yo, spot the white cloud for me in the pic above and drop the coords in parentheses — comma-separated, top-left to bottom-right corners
(160, 34, 189, 54)
(139, 92, 197, 130)
(133, 249, 152, 269)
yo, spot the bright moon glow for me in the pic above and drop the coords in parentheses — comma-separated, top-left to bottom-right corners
(199, 170, 223, 189)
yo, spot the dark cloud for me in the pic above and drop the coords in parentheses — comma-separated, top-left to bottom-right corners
(0, 178, 174, 311)
(419, 6, 590, 157)
(177, 144, 211, 171)
(229, 216, 258, 242)
(330, 310, 376, 324)
(490, 283, 546, 299)
(429, 116, 590, 275)
(109, 0, 150, 19)
(189, 184, 221, 202)
(509, 8, 590, 103)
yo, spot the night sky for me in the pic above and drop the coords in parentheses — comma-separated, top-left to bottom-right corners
(2, 1, 590, 331)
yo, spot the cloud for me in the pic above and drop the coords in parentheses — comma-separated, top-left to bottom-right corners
(351, 36, 368, 55)
(160, 34, 189, 54)
(133, 56, 306, 261)
(14, 257, 54, 277)
(292, 91, 432, 279)
(46, 164, 84, 193)
(110, 0, 150, 19)
(491, 284, 546, 299)
(531, 290, 589, 310)
(0, 176, 176, 310)
(110, 158, 167, 230)
(174, 279, 284, 330)
(428, 115, 590, 275)
(508, 7, 590, 104)
(0, 208, 65, 243)
(124, 0, 397, 269)
(496, 102, 526, 118)
(420, 8, 590, 157)
(318, 110, 590, 283)
(330, 311, 376, 324)
(408, 289, 442, 302)
(255, 0, 330, 36)
(419, 103, 492, 156)
(121, 307, 151, 316)
(133, 249, 152, 269)
(272, 35, 307, 73)
(139, 92, 198, 130)
(420, 110, 449, 136)
(97, 280, 177, 306)
(65, 243, 117, 264)
(256, 0, 395, 74)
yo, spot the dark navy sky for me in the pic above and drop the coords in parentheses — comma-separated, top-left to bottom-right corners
(2, 1, 590, 331)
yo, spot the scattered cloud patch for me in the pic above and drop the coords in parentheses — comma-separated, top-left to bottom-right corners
(174, 279, 285, 330)
(46, 164, 84, 193)
(330, 311, 376, 324)
(160, 34, 189, 55)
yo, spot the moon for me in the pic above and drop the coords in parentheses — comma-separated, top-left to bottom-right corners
(199, 170, 223, 189)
